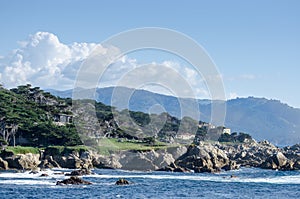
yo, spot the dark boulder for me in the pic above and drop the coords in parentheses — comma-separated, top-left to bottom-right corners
(0, 150, 14, 159)
(157, 162, 190, 173)
(39, 158, 61, 169)
(294, 161, 300, 170)
(230, 175, 238, 178)
(222, 161, 240, 171)
(65, 168, 91, 176)
(261, 152, 288, 170)
(115, 178, 130, 185)
(54, 172, 64, 175)
(29, 170, 39, 174)
(56, 176, 92, 185)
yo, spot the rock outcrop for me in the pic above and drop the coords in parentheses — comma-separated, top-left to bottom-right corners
(115, 178, 130, 185)
(1, 145, 187, 171)
(157, 162, 191, 172)
(91, 146, 187, 171)
(261, 152, 288, 170)
(175, 144, 235, 173)
(1, 153, 40, 170)
(0, 157, 8, 170)
(2, 141, 300, 173)
(56, 176, 92, 185)
(38, 157, 61, 169)
(41, 148, 93, 169)
(160, 140, 300, 173)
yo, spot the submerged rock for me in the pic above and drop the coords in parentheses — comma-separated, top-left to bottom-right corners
(56, 176, 92, 185)
(230, 175, 238, 178)
(115, 178, 130, 185)
(29, 170, 39, 174)
(53, 172, 64, 175)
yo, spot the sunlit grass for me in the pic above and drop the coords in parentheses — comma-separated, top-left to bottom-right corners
(96, 138, 175, 155)
(5, 146, 40, 154)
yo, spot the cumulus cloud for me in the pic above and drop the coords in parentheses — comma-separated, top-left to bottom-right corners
(0, 32, 98, 89)
(99, 59, 210, 99)
(0, 32, 211, 99)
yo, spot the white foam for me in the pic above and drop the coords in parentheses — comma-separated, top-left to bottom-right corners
(0, 179, 55, 185)
(234, 175, 300, 184)
(88, 173, 300, 184)
(1, 169, 300, 185)
(0, 169, 58, 179)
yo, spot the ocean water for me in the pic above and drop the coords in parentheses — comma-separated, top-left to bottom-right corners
(0, 168, 300, 199)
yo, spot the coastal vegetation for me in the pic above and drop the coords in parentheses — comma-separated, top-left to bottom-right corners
(1, 84, 244, 151)
(0, 84, 81, 147)
(4, 85, 299, 173)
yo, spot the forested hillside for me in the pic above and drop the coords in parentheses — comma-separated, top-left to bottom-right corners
(1, 85, 246, 149)
(0, 84, 81, 147)
(50, 87, 300, 145)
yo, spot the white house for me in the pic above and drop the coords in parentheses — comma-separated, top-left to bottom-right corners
(222, 128, 231, 134)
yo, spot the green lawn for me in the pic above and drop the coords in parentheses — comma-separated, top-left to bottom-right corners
(5, 146, 40, 154)
(96, 138, 174, 155)
(1, 140, 178, 156)
(2, 145, 89, 155)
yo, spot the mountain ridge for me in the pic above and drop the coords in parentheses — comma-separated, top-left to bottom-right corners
(48, 87, 300, 145)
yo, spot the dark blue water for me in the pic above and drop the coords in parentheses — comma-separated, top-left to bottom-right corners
(1, 168, 300, 198)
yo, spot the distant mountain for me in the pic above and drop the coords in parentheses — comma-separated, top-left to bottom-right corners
(49, 87, 300, 145)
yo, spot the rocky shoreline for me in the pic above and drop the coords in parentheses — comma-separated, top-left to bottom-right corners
(165, 140, 300, 173)
(1, 140, 300, 173)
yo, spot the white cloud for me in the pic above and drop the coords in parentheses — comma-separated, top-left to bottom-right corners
(0, 32, 212, 99)
(100, 60, 210, 99)
(0, 32, 98, 89)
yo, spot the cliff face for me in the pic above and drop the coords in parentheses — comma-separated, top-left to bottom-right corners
(1, 142, 300, 173)
(0, 152, 40, 170)
(0, 146, 188, 171)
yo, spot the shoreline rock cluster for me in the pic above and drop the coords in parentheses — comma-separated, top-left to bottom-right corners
(1, 141, 300, 173)
(159, 140, 300, 173)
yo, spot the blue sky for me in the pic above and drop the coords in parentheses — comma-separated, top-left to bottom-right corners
(0, 0, 299, 107)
